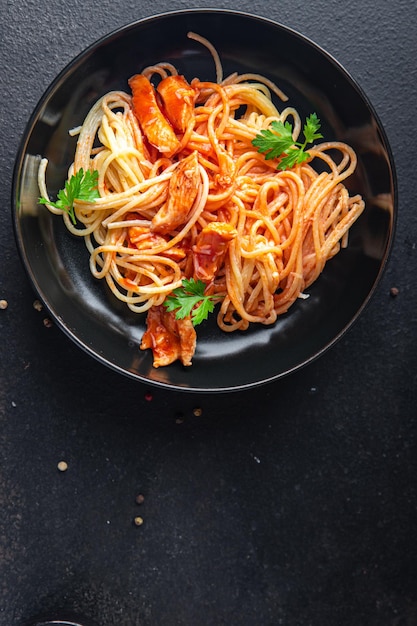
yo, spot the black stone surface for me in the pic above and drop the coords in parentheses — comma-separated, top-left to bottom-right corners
(1, 1, 416, 625)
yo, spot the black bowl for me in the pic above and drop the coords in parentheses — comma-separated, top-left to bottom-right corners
(12, 9, 396, 392)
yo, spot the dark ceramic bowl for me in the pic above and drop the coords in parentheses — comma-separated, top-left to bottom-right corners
(30, 622, 90, 626)
(28, 618, 98, 626)
(12, 9, 396, 392)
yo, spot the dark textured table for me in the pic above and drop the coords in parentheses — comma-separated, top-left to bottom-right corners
(1, 1, 416, 625)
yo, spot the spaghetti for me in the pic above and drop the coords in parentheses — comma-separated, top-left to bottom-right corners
(38, 33, 365, 368)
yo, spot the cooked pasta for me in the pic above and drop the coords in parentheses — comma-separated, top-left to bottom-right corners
(38, 33, 365, 368)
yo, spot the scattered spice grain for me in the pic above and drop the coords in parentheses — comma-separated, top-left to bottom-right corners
(135, 493, 145, 505)
(57, 461, 68, 472)
(193, 407, 203, 417)
(175, 412, 185, 424)
(0, 299, 8, 310)
(33, 299, 43, 311)
(43, 317, 53, 328)
(390, 287, 399, 297)
(134, 516, 144, 526)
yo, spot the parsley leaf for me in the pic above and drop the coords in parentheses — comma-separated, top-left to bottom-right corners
(303, 112, 323, 144)
(252, 120, 294, 160)
(252, 113, 323, 171)
(164, 278, 221, 326)
(39, 168, 100, 225)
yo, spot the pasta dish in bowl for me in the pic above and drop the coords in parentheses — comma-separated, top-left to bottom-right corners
(13, 10, 396, 391)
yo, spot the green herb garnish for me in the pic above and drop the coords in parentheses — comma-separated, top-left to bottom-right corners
(164, 278, 221, 326)
(39, 168, 99, 225)
(252, 112, 323, 170)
